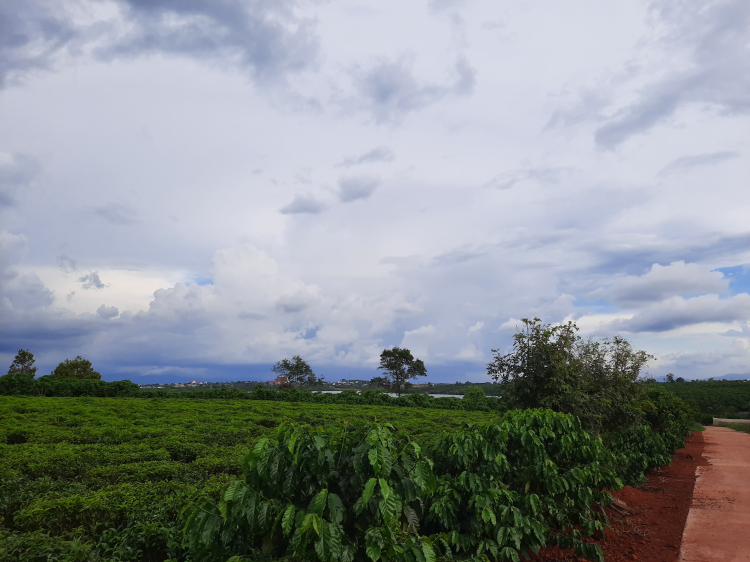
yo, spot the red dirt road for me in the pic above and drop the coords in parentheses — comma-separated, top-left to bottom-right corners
(535, 431, 707, 562)
(679, 426, 750, 562)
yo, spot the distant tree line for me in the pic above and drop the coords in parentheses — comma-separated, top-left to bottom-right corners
(0, 350, 139, 397)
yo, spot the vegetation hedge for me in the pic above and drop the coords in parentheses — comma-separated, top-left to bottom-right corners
(184, 410, 618, 562)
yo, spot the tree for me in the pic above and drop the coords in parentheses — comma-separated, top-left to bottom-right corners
(676, 377, 685, 383)
(665, 373, 675, 383)
(487, 318, 654, 433)
(370, 347, 426, 396)
(487, 318, 580, 410)
(8, 349, 37, 378)
(50, 356, 101, 380)
(271, 355, 323, 389)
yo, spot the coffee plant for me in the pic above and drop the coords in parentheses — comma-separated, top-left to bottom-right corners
(182, 422, 439, 562)
(182, 410, 622, 562)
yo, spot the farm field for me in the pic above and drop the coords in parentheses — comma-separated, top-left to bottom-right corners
(661, 381, 750, 416)
(0, 397, 492, 562)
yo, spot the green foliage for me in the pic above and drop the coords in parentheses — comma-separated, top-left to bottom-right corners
(487, 318, 652, 433)
(372, 347, 427, 397)
(0, 396, 487, 561)
(606, 386, 694, 485)
(184, 410, 620, 562)
(150, 385, 509, 414)
(183, 422, 437, 562)
(427, 409, 618, 562)
(51, 357, 101, 380)
(660, 380, 750, 415)
(0, 375, 139, 398)
(272, 356, 323, 388)
(7, 350, 37, 378)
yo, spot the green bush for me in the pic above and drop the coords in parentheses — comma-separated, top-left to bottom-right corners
(183, 410, 620, 562)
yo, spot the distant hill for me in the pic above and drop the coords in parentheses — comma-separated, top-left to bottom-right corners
(715, 373, 750, 381)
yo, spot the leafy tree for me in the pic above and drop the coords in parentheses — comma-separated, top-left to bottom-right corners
(487, 318, 580, 410)
(50, 356, 101, 380)
(272, 355, 323, 389)
(487, 318, 654, 433)
(8, 349, 37, 378)
(665, 373, 675, 383)
(675, 377, 685, 383)
(370, 347, 426, 397)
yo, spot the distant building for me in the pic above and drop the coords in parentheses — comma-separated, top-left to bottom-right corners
(269, 376, 289, 386)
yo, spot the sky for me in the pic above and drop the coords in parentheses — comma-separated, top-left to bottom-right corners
(1, 0, 749, 383)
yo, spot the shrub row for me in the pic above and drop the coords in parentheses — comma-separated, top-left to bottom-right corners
(0, 374, 140, 398)
(183, 405, 691, 562)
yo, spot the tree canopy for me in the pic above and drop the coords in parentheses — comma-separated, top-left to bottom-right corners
(8, 349, 37, 378)
(271, 355, 323, 389)
(51, 356, 102, 380)
(487, 318, 653, 433)
(370, 347, 426, 396)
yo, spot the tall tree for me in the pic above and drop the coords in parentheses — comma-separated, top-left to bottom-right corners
(51, 356, 101, 380)
(487, 318, 653, 433)
(271, 356, 323, 389)
(371, 347, 426, 396)
(8, 349, 37, 378)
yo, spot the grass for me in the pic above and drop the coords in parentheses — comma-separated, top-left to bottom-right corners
(0, 396, 494, 562)
(725, 423, 750, 435)
(688, 421, 705, 432)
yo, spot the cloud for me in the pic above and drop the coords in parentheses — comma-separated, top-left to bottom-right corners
(593, 1, 750, 148)
(56, 255, 77, 272)
(589, 261, 728, 306)
(101, 0, 319, 83)
(467, 321, 483, 334)
(658, 151, 741, 176)
(484, 166, 570, 190)
(609, 294, 750, 333)
(0, 0, 318, 90)
(0, 153, 40, 206)
(79, 271, 107, 290)
(431, 247, 486, 267)
(338, 176, 380, 202)
(2, 272, 54, 310)
(279, 194, 327, 214)
(94, 202, 140, 225)
(97, 304, 119, 319)
(353, 56, 476, 124)
(0, 1, 78, 89)
(400, 325, 436, 359)
(336, 146, 395, 168)
(456, 344, 482, 360)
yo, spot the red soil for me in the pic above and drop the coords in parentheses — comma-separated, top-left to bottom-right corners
(533, 431, 707, 562)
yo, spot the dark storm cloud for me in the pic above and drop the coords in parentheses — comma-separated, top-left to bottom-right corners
(354, 56, 475, 124)
(609, 294, 750, 333)
(0, 0, 318, 89)
(588, 261, 728, 307)
(0, 154, 41, 206)
(0, 1, 78, 89)
(594, 0, 750, 149)
(338, 176, 380, 202)
(279, 194, 327, 214)
(336, 146, 395, 168)
(100, 0, 318, 82)
(94, 202, 140, 225)
(591, 232, 750, 276)
(658, 151, 740, 176)
(79, 271, 107, 290)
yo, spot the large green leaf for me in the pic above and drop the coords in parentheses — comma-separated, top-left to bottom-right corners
(281, 505, 296, 536)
